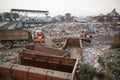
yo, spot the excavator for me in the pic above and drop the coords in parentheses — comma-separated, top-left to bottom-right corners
(34, 30, 45, 43)
(81, 30, 92, 43)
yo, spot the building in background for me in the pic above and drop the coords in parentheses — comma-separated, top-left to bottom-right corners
(64, 13, 73, 22)
(107, 9, 120, 22)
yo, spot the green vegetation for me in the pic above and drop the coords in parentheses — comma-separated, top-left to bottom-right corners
(98, 48, 120, 77)
(13, 13, 19, 20)
(4, 12, 11, 21)
(77, 63, 112, 80)
(3, 12, 19, 21)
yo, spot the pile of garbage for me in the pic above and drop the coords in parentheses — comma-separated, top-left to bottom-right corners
(83, 48, 101, 69)
(83, 44, 110, 69)
(0, 49, 18, 63)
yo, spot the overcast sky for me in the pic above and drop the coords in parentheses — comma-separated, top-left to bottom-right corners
(0, 0, 120, 16)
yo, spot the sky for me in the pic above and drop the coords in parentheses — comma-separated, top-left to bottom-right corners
(0, 0, 120, 17)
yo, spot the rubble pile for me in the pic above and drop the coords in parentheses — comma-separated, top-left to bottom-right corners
(0, 49, 18, 63)
(0, 22, 114, 62)
(0, 21, 118, 79)
(41, 22, 107, 37)
(83, 44, 111, 69)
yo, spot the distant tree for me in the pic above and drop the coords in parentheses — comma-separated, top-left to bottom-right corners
(52, 17, 59, 23)
(57, 15, 65, 22)
(65, 13, 73, 22)
(93, 15, 106, 22)
(98, 15, 106, 22)
(4, 12, 11, 21)
(93, 9, 120, 23)
(13, 13, 19, 21)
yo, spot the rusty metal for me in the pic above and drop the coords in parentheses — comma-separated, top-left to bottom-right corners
(113, 34, 120, 47)
(0, 30, 29, 41)
(52, 36, 81, 48)
(25, 45, 70, 57)
(61, 38, 82, 50)
(66, 38, 81, 47)
(0, 59, 79, 80)
(18, 50, 75, 73)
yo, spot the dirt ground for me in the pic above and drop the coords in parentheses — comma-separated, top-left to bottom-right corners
(70, 47, 82, 59)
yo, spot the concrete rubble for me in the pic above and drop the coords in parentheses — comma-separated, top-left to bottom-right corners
(0, 48, 18, 63)
(19, 22, 111, 41)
